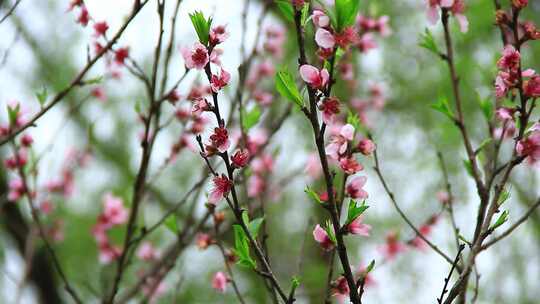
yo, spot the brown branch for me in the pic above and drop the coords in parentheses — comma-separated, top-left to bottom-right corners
(437, 244, 465, 304)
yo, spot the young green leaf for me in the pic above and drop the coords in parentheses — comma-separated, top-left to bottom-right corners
(347, 111, 362, 133)
(462, 159, 474, 178)
(164, 214, 178, 233)
(291, 276, 301, 289)
(498, 189, 510, 205)
(419, 28, 439, 55)
(242, 105, 261, 131)
(365, 260, 375, 273)
(84, 76, 104, 85)
(489, 210, 509, 231)
(477, 95, 494, 121)
(324, 220, 337, 244)
(304, 186, 322, 204)
(275, 69, 303, 107)
(430, 96, 454, 121)
(233, 225, 256, 268)
(301, 3, 310, 27)
(275, 1, 295, 22)
(7, 103, 20, 127)
(335, 0, 360, 31)
(35, 87, 48, 107)
(189, 11, 213, 46)
(248, 217, 265, 239)
(476, 138, 493, 154)
(346, 199, 369, 225)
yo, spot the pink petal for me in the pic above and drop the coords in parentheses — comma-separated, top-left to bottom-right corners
(426, 7, 439, 25)
(299, 65, 320, 84)
(315, 28, 335, 49)
(440, 0, 454, 7)
(313, 224, 328, 243)
(455, 14, 469, 33)
(340, 124, 355, 140)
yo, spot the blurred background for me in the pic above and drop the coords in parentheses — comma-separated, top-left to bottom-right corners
(0, 0, 539, 303)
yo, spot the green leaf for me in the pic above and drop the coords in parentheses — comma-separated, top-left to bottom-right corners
(477, 95, 494, 121)
(476, 138, 493, 154)
(275, 1, 295, 22)
(430, 96, 454, 121)
(35, 87, 48, 106)
(304, 186, 322, 204)
(300, 3, 310, 27)
(189, 11, 213, 46)
(490, 210, 509, 231)
(419, 28, 439, 55)
(241, 211, 250, 226)
(275, 69, 303, 107)
(164, 214, 178, 233)
(248, 217, 265, 239)
(6, 103, 20, 127)
(324, 220, 337, 244)
(291, 276, 301, 289)
(233, 225, 256, 268)
(84, 76, 104, 85)
(365, 260, 375, 273)
(335, 0, 360, 31)
(242, 105, 261, 131)
(347, 111, 361, 132)
(498, 189, 511, 205)
(462, 159, 474, 178)
(346, 199, 369, 225)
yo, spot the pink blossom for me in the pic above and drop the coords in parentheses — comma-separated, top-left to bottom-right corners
(8, 178, 25, 201)
(516, 130, 540, 164)
(315, 28, 335, 49)
(497, 45, 520, 70)
(210, 68, 231, 92)
(356, 33, 377, 53)
(196, 233, 212, 249)
(76, 6, 89, 26)
(436, 190, 450, 204)
(142, 276, 167, 304)
(325, 124, 355, 160)
(252, 154, 274, 174)
(375, 15, 392, 37)
(334, 27, 358, 49)
(495, 74, 509, 98)
(379, 232, 406, 260)
(247, 129, 268, 154)
(209, 25, 229, 45)
(313, 224, 334, 251)
(98, 242, 121, 264)
(426, 0, 454, 25)
(299, 65, 329, 90)
(347, 216, 371, 236)
(93, 21, 109, 37)
(319, 97, 340, 124)
(91, 87, 107, 102)
(346, 176, 368, 199)
(357, 139, 375, 156)
(410, 224, 433, 251)
(20, 134, 33, 147)
(209, 175, 232, 204)
(181, 42, 209, 70)
(451, 0, 468, 33)
(247, 174, 266, 198)
(210, 48, 224, 66)
(341, 158, 363, 175)
(40, 200, 54, 214)
(212, 271, 228, 293)
(331, 276, 349, 302)
(191, 98, 210, 117)
(253, 90, 273, 106)
(231, 150, 250, 168)
(524, 75, 540, 98)
(114, 47, 129, 65)
(103, 193, 128, 226)
(137, 242, 159, 261)
(209, 127, 230, 153)
(495, 107, 514, 122)
(305, 153, 323, 179)
(312, 10, 330, 28)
